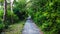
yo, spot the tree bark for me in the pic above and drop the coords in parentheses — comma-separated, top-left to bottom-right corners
(3, 0, 7, 23)
(10, 0, 14, 23)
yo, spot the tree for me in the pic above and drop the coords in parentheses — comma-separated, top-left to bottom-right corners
(3, 0, 7, 23)
(10, 0, 14, 23)
(26, 0, 60, 34)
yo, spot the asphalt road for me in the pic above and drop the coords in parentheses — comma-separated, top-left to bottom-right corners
(22, 19, 41, 34)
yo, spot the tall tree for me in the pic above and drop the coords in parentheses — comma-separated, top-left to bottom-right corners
(3, 0, 7, 23)
(10, 0, 14, 23)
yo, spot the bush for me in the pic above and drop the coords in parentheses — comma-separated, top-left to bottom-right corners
(26, 0, 60, 34)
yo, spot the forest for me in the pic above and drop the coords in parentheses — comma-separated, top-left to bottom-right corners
(0, 0, 60, 34)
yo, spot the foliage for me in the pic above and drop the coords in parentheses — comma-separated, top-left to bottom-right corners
(13, 0, 28, 20)
(26, 0, 60, 34)
(0, 0, 60, 34)
(0, 0, 27, 33)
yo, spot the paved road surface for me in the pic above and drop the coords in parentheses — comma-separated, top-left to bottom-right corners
(22, 19, 41, 34)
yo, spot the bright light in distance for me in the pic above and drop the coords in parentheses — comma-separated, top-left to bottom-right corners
(26, 0, 30, 2)
(11, 0, 14, 2)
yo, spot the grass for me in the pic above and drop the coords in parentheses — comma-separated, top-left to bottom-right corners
(1, 21, 25, 34)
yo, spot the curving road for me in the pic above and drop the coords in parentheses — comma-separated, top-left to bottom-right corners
(22, 19, 41, 34)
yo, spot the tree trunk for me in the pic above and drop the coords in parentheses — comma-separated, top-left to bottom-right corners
(3, 0, 7, 23)
(10, 0, 14, 23)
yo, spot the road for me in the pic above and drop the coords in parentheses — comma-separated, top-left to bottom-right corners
(22, 19, 41, 34)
